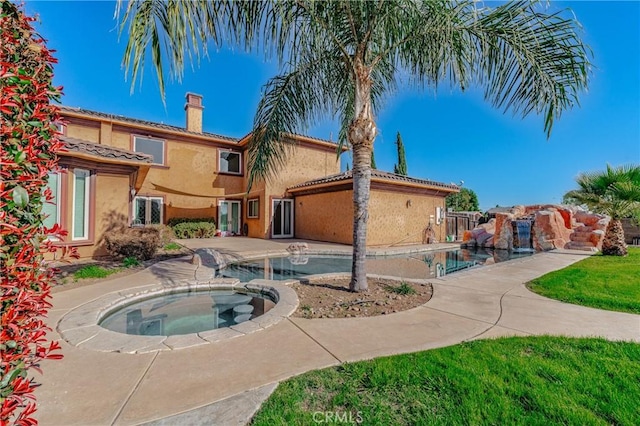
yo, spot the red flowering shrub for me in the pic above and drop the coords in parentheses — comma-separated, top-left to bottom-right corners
(1, 2, 76, 424)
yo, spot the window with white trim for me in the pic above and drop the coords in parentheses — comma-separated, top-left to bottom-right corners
(219, 150, 241, 174)
(72, 169, 90, 240)
(133, 196, 164, 225)
(43, 172, 61, 230)
(133, 136, 165, 165)
(247, 198, 259, 218)
(54, 122, 66, 134)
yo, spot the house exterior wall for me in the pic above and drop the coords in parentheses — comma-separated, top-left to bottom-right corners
(294, 190, 353, 244)
(367, 188, 447, 245)
(50, 162, 132, 259)
(263, 142, 341, 239)
(66, 122, 100, 143)
(91, 173, 131, 257)
(62, 112, 341, 243)
(294, 185, 448, 246)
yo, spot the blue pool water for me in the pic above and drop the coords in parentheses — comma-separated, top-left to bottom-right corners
(100, 290, 276, 336)
(217, 248, 532, 282)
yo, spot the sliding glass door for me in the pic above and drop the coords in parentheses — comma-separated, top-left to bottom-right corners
(272, 199, 294, 238)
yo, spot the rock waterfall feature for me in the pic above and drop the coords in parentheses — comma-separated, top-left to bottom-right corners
(463, 205, 609, 252)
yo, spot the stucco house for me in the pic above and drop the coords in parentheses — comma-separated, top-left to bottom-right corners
(52, 93, 458, 258)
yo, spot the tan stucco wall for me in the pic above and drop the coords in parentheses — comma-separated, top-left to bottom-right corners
(66, 123, 100, 143)
(367, 189, 447, 246)
(90, 173, 131, 257)
(294, 186, 448, 246)
(262, 144, 341, 239)
(65, 172, 130, 259)
(295, 190, 353, 244)
(138, 142, 244, 223)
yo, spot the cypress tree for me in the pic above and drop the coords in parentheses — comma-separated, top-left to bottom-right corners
(371, 150, 377, 169)
(394, 131, 407, 175)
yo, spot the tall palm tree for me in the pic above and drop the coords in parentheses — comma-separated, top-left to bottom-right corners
(564, 164, 640, 256)
(118, 0, 590, 291)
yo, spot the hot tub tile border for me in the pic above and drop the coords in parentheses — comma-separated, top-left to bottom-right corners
(57, 281, 298, 353)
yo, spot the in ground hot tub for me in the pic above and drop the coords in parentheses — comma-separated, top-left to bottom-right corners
(57, 281, 298, 353)
(100, 289, 276, 336)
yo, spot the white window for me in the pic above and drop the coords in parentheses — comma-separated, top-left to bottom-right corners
(43, 172, 60, 230)
(133, 196, 163, 225)
(219, 150, 241, 174)
(247, 199, 259, 218)
(54, 122, 66, 134)
(133, 136, 165, 165)
(72, 169, 90, 240)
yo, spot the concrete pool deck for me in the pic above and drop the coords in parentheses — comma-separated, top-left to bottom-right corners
(36, 238, 640, 425)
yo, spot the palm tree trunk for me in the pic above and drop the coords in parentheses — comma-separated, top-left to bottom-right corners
(348, 60, 376, 292)
(601, 219, 628, 256)
(351, 143, 372, 292)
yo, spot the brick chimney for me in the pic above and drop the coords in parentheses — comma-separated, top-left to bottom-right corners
(185, 92, 204, 133)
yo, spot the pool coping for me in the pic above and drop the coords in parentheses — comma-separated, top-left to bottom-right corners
(57, 246, 528, 354)
(57, 279, 299, 353)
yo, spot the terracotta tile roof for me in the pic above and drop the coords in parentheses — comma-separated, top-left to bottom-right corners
(59, 106, 239, 142)
(289, 170, 460, 191)
(60, 136, 153, 163)
(236, 130, 341, 148)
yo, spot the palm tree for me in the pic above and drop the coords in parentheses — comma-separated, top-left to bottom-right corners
(118, 0, 590, 291)
(564, 164, 640, 256)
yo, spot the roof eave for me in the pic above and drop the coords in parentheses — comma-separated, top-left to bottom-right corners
(59, 149, 152, 169)
(289, 176, 459, 195)
(61, 109, 239, 145)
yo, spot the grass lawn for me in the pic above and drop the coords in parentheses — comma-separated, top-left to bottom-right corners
(251, 337, 639, 425)
(72, 265, 119, 281)
(527, 247, 640, 314)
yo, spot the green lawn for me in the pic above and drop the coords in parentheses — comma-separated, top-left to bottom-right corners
(251, 337, 639, 425)
(527, 247, 640, 314)
(72, 265, 118, 281)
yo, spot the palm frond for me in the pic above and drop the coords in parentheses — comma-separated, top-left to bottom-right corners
(392, 0, 590, 138)
(564, 164, 640, 218)
(247, 48, 350, 188)
(116, 0, 264, 100)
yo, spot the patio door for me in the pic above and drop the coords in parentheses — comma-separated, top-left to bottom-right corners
(218, 200, 241, 234)
(272, 199, 294, 238)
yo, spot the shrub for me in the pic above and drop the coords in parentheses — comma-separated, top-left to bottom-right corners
(147, 224, 175, 246)
(122, 256, 141, 268)
(0, 1, 77, 425)
(386, 282, 417, 295)
(0, 2, 75, 423)
(172, 221, 218, 239)
(167, 217, 216, 227)
(104, 227, 160, 260)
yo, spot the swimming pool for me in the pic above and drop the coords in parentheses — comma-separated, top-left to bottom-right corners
(217, 248, 532, 282)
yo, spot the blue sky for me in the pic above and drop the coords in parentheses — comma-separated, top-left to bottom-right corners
(25, 1, 640, 211)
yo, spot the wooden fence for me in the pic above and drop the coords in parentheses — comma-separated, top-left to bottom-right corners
(446, 212, 481, 242)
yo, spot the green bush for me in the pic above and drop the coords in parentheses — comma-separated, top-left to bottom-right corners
(122, 257, 141, 268)
(386, 281, 417, 295)
(167, 217, 216, 227)
(104, 227, 160, 260)
(172, 222, 217, 239)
